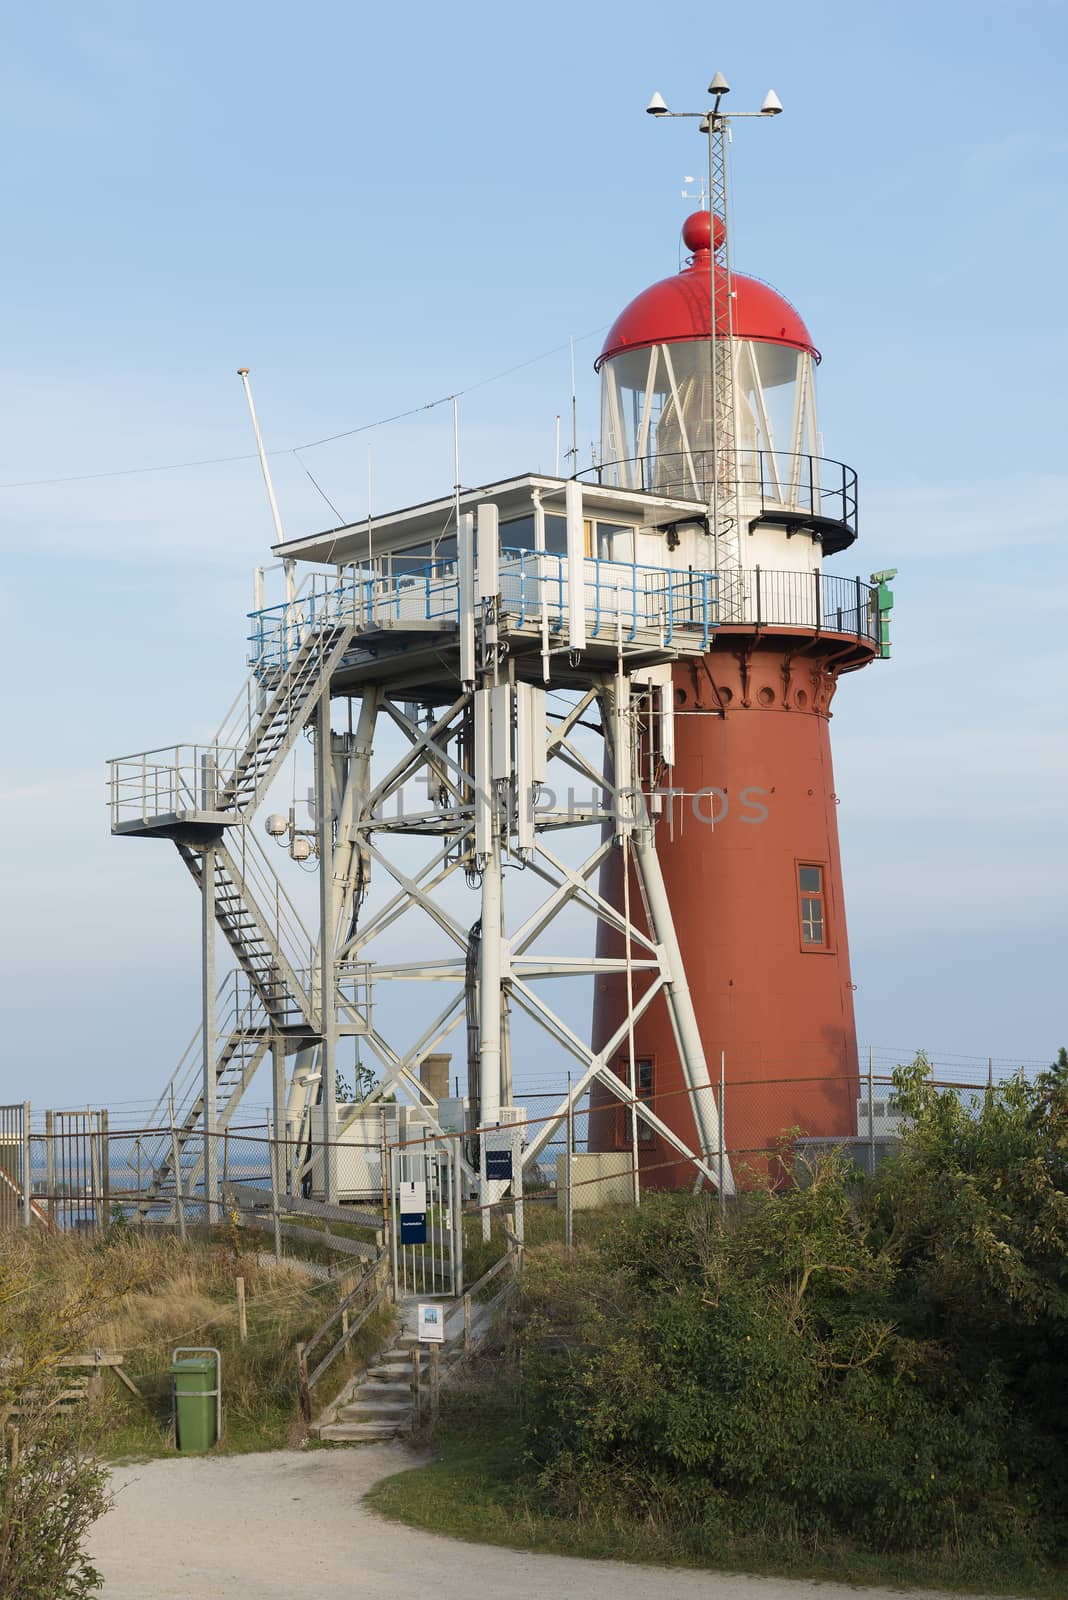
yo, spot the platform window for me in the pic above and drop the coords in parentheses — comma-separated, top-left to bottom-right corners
(798, 864, 826, 947)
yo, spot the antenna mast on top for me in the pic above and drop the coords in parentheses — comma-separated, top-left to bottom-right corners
(646, 73, 783, 621)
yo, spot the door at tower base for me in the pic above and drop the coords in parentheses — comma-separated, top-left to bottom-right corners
(590, 638, 862, 1189)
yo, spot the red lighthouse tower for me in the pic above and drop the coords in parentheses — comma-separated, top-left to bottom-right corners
(588, 182, 889, 1181)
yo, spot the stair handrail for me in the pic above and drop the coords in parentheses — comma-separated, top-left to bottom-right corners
(224, 828, 317, 1001)
(298, 1251, 391, 1417)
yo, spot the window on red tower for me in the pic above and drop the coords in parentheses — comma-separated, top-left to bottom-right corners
(616, 1057, 655, 1145)
(798, 864, 827, 947)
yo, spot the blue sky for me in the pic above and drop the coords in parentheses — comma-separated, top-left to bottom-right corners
(2, 0, 1066, 1114)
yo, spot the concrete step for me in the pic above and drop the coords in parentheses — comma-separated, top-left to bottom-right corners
(339, 1403, 413, 1423)
(359, 1380, 412, 1398)
(318, 1420, 407, 1442)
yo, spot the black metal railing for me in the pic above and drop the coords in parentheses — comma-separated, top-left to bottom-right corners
(578, 450, 858, 542)
(735, 567, 877, 643)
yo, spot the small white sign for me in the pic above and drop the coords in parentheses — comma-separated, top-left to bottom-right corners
(417, 1302, 445, 1344)
(398, 1180, 427, 1216)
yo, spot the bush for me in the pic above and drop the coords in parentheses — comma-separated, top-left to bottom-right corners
(0, 1232, 135, 1599)
(514, 1054, 1068, 1562)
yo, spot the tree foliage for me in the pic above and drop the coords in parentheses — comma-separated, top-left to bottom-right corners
(516, 1053, 1068, 1559)
(0, 1232, 140, 1599)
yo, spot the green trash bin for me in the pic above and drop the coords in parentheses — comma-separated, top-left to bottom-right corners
(169, 1347, 221, 1451)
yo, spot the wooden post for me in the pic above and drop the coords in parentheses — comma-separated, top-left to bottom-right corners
(463, 1293, 472, 1358)
(429, 1342, 440, 1425)
(236, 1277, 248, 1343)
(296, 1342, 310, 1423)
(410, 1345, 422, 1420)
(8, 1424, 19, 1475)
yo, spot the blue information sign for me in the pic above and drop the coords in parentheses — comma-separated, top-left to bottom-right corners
(400, 1212, 427, 1245)
(485, 1147, 513, 1181)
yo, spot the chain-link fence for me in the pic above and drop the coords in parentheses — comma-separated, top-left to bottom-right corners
(14, 1066, 1038, 1246)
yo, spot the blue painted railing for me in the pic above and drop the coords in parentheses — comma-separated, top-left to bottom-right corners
(248, 549, 719, 672)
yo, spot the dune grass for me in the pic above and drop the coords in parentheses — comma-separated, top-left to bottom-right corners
(11, 1224, 394, 1459)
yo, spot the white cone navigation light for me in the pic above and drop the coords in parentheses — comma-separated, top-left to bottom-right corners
(265, 814, 288, 837)
(761, 89, 783, 115)
(646, 91, 669, 116)
(708, 72, 730, 95)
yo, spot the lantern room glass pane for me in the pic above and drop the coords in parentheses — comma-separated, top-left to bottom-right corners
(599, 339, 816, 504)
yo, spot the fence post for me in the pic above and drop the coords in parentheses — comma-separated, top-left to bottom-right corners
(513, 1127, 524, 1248)
(267, 1112, 283, 1262)
(429, 1342, 440, 1426)
(868, 1045, 876, 1175)
(101, 1108, 110, 1225)
(463, 1293, 472, 1358)
(236, 1277, 248, 1343)
(564, 1071, 574, 1257)
(21, 1103, 31, 1229)
(88, 1116, 102, 1234)
(169, 1091, 187, 1245)
(451, 1132, 464, 1297)
(45, 1109, 56, 1230)
(718, 1053, 726, 1222)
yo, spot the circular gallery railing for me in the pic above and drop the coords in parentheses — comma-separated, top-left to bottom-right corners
(578, 449, 858, 552)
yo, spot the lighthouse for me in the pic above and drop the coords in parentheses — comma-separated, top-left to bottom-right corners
(108, 75, 890, 1235)
(587, 89, 890, 1181)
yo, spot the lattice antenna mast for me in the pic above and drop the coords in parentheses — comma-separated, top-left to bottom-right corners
(705, 77, 740, 617)
(647, 75, 784, 621)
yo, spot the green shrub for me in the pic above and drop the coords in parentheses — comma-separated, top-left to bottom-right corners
(514, 1054, 1068, 1561)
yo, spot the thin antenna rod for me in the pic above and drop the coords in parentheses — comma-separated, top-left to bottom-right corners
(568, 337, 578, 473)
(554, 414, 561, 477)
(366, 446, 373, 576)
(237, 369, 285, 545)
(453, 394, 461, 536)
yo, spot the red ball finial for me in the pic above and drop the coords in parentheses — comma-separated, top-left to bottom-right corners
(682, 210, 725, 254)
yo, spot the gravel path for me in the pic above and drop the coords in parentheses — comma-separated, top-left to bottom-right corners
(91, 1445, 1003, 1600)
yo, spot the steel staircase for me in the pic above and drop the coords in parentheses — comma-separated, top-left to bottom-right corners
(135, 975, 272, 1216)
(214, 622, 356, 818)
(177, 835, 317, 1031)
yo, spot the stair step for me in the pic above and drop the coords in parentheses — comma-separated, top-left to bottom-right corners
(338, 1400, 412, 1421)
(358, 1379, 411, 1396)
(317, 1421, 406, 1442)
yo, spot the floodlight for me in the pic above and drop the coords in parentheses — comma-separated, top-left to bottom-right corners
(646, 91, 669, 116)
(708, 73, 730, 95)
(761, 89, 783, 115)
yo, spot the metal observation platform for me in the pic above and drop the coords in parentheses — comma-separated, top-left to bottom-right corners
(107, 464, 881, 1233)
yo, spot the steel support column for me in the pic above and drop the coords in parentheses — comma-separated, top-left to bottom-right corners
(316, 689, 338, 1205)
(201, 845, 219, 1220)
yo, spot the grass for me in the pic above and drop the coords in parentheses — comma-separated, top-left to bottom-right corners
(369, 1419, 1068, 1599)
(460, 1196, 630, 1284)
(6, 1224, 395, 1460)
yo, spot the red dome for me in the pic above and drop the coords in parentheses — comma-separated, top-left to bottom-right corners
(596, 210, 819, 370)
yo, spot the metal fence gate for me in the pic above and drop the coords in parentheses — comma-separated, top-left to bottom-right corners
(44, 1110, 110, 1231)
(0, 1103, 30, 1229)
(389, 1133, 462, 1300)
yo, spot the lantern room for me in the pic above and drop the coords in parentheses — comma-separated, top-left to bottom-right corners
(593, 211, 855, 562)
